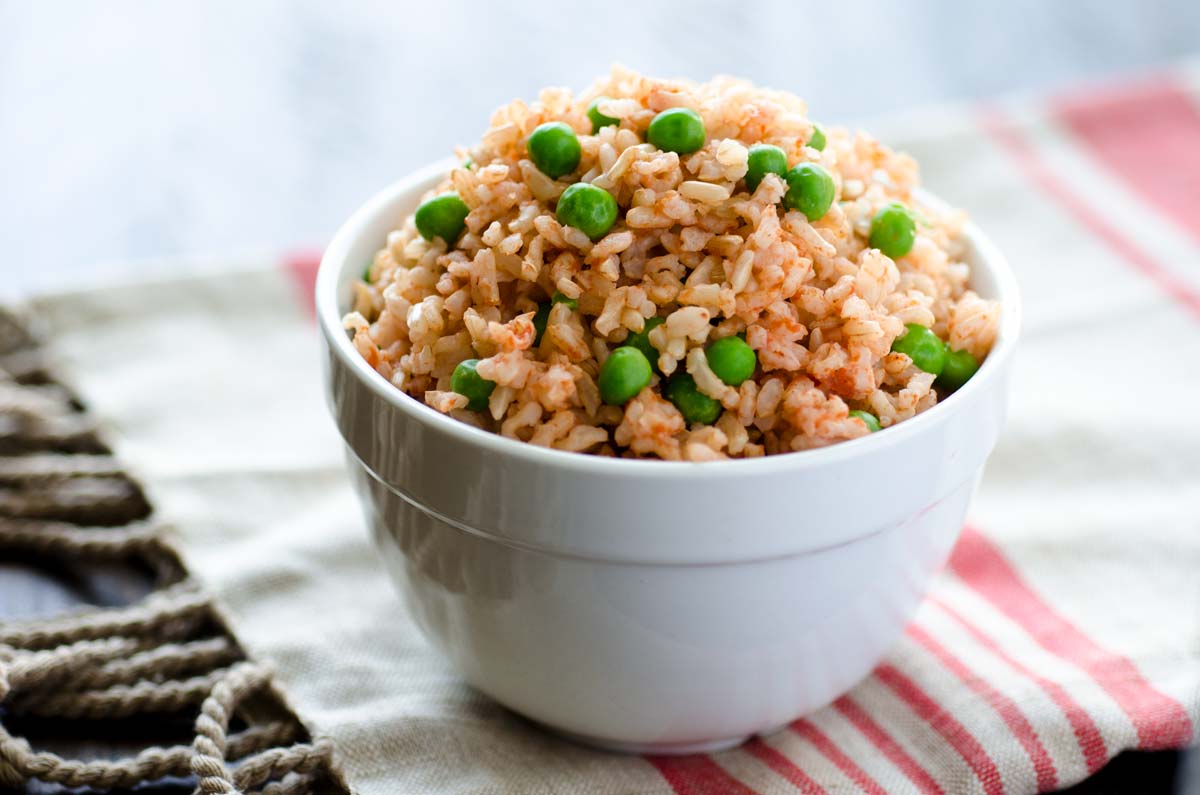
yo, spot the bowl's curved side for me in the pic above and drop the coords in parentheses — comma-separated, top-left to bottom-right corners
(317, 164, 1018, 563)
(354, 452, 977, 751)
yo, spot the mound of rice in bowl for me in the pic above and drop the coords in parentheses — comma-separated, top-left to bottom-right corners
(344, 67, 1001, 461)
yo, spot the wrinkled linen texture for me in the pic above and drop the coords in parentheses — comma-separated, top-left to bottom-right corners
(32, 67, 1200, 794)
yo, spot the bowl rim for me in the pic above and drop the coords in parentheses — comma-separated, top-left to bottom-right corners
(316, 158, 1021, 479)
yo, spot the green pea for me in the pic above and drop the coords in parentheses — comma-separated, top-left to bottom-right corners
(598, 346, 653, 405)
(363, 261, 373, 282)
(891, 324, 947, 376)
(647, 107, 706, 154)
(527, 121, 582, 179)
(848, 409, 881, 433)
(414, 192, 470, 244)
(462, 158, 474, 169)
(587, 97, 620, 132)
(665, 373, 722, 425)
(532, 303, 551, 346)
(869, 202, 917, 259)
(745, 143, 788, 193)
(937, 348, 980, 391)
(556, 182, 618, 240)
(783, 163, 836, 221)
(451, 359, 496, 412)
(706, 335, 756, 386)
(551, 291, 578, 310)
(808, 124, 826, 151)
(626, 316, 664, 373)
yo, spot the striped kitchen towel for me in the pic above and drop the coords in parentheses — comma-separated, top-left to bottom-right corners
(30, 63, 1200, 794)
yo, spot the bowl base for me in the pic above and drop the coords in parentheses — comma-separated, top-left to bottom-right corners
(555, 727, 752, 756)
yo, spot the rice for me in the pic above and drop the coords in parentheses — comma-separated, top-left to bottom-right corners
(346, 67, 1001, 460)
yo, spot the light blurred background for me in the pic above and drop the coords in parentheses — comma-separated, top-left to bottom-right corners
(2, 0, 1199, 295)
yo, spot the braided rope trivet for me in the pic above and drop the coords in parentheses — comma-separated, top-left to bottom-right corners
(0, 307, 345, 795)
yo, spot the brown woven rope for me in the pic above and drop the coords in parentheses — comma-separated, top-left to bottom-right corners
(0, 307, 345, 795)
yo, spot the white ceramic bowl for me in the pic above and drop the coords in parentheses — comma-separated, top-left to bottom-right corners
(317, 160, 1020, 754)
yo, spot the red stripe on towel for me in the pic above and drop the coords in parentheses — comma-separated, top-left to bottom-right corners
(906, 623, 1058, 790)
(832, 696, 945, 795)
(874, 664, 1005, 795)
(948, 527, 1194, 749)
(790, 719, 888, 795)
(281, 250, 323, 318)
(648, 755, 762, 795)
(930, 596, 1109, 774)
(979, 106, 1200, 320)
(742, 738, 828, 795)
(1054, 77, 1200, 243)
